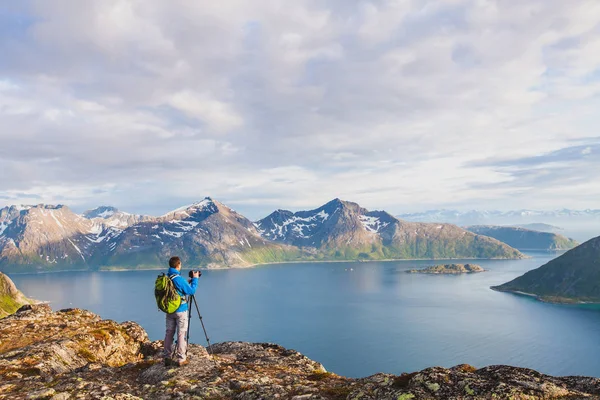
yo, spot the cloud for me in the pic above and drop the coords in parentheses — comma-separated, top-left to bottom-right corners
(1, 0, 600, 218)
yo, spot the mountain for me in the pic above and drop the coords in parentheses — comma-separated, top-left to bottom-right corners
(256, 199, 524, 260)
(0, 199, 300, 272)
(465, 226, 578, 251)
(0, 198, 526, 273)
(83, 206, 152, 228)
(0, 272, 33, 317)
(491, 236, 600, 303)
(0, 204, 105, 272)
(102, 198, 300, 269)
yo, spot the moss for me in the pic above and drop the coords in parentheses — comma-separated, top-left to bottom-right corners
(0, 293, 23, 317)
(77, 348, 97, 362)
(456, 364, 477, 373)
(464, 384, 475, 395)
(426, 382, 440, 392)
(307, 371, 333, 381)
(397, 394, 415, 400)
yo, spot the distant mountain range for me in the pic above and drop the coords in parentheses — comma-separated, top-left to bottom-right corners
(398, 209, 600, 225)
(0, 198, 523, 272)
(398, 209, 600, 242)
(492, 235, 600, 303)
(465, 226, 579, 251)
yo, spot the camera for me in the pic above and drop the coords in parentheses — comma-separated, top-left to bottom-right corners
(188, 270, 202, 279)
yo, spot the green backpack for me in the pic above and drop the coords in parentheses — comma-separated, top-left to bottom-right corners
(155, 273, 182, 313)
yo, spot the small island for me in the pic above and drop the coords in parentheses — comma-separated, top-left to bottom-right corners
(407, 263, 485, 274)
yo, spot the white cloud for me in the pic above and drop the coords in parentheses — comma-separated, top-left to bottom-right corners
(1, 0, 600, 217)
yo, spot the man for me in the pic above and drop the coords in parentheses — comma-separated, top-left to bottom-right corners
(164, 256, 200, 367)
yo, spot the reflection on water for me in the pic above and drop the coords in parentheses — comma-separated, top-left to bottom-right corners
(9, 252, 600, 378)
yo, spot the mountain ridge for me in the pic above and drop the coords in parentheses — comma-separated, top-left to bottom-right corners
(0, 198, 523, 273)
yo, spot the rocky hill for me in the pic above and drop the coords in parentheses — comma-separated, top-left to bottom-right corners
(1, 303, 599, 399)
(256, 199, 524, 261)
(492, 236, 600, 303)
(0, 198, 524, 273)
(408, 264, 485, 274)
(0, 272, 32, 318)
(466, 225, 579, 250)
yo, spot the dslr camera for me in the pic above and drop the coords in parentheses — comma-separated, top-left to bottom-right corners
(188, 270, 202, 279)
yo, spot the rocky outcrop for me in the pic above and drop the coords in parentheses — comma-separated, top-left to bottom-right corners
(1, 304, 599, 399)
(0, 272, 33, 317)
(408, 264, 485, 274)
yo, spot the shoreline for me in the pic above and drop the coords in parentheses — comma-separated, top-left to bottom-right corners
(4, 255, 528, 275)
(490, 287, 600, 305)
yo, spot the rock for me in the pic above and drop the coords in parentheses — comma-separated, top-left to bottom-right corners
(50, 393, 71, 400)
(1, 304, 599, 399)
(408, 263, 485, 274)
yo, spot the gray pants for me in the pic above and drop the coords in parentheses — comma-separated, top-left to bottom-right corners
(164, 311, 189, 362)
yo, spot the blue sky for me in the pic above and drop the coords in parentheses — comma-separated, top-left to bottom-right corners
(0, 0, 599, 219)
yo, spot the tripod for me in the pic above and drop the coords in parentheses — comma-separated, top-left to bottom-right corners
(186, 294, 218, 366)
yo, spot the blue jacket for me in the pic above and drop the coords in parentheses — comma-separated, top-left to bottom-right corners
(167, 267, 198, 313)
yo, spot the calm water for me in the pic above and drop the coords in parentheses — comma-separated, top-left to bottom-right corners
(9, 252, 600, 378)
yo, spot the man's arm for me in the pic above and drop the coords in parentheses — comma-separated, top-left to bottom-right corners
(174, 275, 198, 296)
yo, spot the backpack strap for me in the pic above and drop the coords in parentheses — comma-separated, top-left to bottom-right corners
(168, 274, 188, 304)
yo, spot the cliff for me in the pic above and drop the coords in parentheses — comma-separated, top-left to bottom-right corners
(1, 304, 599, 399)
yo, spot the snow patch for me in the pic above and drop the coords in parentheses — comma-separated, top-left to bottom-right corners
(67, 238, 86, 261)
(359, 215, 390, 233)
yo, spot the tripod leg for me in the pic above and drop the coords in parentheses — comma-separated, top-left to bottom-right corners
(185, 296, 192, 357)
(190, 295, 219, 367)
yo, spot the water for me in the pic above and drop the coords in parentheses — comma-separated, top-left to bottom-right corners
(9, 252, 600, 378)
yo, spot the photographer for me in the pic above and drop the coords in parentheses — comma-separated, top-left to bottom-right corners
(163, 256, 200, 367)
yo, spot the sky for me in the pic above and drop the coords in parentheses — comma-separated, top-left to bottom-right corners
(1, 0, 599, 220)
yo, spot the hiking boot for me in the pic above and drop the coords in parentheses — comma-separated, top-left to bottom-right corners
(175, 359, 189, 367)
(164, 358, 173, 367)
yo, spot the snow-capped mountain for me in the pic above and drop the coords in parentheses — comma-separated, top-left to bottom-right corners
(0, 198, 298, 272)
(256, 199, 523, 260)
(82, 206, 152, 229)
(1, 198, 530, 273)
(0, 205, 104, 270)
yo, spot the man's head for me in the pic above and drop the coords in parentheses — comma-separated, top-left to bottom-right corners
(169, 256, 182, 270)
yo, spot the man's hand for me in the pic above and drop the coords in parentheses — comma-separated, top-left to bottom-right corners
(192, 271, 201, 278)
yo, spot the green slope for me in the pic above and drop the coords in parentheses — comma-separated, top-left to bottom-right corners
(492, 235, 600, 303)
